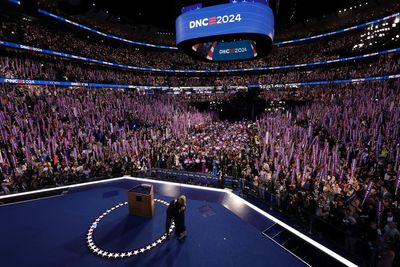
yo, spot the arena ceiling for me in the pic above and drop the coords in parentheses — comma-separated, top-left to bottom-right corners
(49, 0, 392, 31)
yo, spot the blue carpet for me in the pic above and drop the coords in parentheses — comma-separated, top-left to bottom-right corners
(0, 184, 305, 267)
(198, 204, 216, 218)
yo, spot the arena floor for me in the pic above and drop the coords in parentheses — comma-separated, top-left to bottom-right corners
(0, 177, 344, 267)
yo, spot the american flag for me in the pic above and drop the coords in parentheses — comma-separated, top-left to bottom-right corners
(209, 17, 217, 25)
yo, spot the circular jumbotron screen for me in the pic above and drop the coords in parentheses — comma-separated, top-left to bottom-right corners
(176, 0, 274, 62)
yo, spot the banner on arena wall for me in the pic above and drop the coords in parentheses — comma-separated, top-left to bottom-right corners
(34, 6, 400, 48)
(1, 40, 400, 74)
(251, 74, 400, 89)
(275, 12, 400, 45)
(37, 9, 177, 50)
(1, 74, 400, 90)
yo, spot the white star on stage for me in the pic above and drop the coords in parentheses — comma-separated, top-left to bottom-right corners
(86, 199, 172, 259)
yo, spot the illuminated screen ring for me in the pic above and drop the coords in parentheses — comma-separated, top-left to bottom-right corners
(86, 199, 175, 259)
(176, 2, 274, 62)
(178, 33, 273, 61)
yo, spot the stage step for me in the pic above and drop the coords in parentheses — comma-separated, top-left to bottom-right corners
(262, 224, 283, 237)
(262, 224, 352, 267)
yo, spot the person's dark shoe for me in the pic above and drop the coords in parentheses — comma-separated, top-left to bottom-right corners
(178, 231, 187, 240)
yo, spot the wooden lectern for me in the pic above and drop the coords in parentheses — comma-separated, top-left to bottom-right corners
(128, 184, 154, 218)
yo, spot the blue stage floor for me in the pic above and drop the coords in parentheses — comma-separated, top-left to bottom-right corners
(0, 179, 308, 267)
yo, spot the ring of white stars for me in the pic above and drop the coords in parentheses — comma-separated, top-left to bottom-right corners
(86, 199, 174, 259)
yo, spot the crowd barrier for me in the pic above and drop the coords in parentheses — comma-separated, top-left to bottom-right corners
(110, 169, 369, 265)
(239, 179, 369, 266)
(148, 168, 238, 188)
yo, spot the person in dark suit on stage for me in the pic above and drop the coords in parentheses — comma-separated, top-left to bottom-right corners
(165, 195, 187, 240)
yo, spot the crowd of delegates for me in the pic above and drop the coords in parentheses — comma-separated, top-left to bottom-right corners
(36, 0, 177, 46)
(1, 50, 399, 87)
(253, 81, 400, 266)
(37, 0, 400, 46)
(0, 85, 216, 191)
(1, 5, 400, 266)
(276, 0, 400, 41)
(1, 80, 400, 265)
(1, 12, 399, 71)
